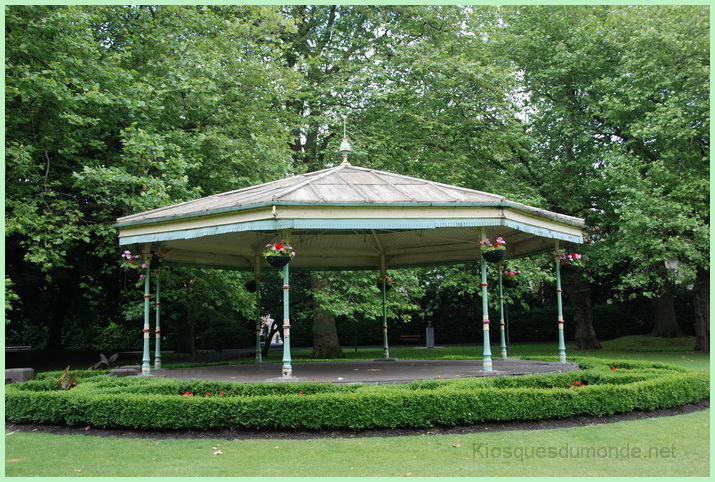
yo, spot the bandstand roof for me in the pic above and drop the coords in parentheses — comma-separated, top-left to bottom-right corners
(115, 161, 585, 271)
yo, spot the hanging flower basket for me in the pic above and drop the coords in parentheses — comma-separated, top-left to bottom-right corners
(561, 263, 581, 274)
(378, 275, 393, 291)
(503, 269, 521, 288)
(266, 256, 291, 268)
(480, 237, 507, 263)
(263, 242, 295, 268)
(559, 252, 583, 274)
(482, 250, 506, 263)
(149, 254, 163, 270)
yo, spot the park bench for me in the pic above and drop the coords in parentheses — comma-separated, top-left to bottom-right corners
(5, 346, 32, 352)
(399, 334, 421, 343)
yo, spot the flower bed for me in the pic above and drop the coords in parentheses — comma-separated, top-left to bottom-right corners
(5, 358, 708, 431)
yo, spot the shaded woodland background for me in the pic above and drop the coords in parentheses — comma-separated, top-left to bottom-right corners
(5, 5, 709, 356)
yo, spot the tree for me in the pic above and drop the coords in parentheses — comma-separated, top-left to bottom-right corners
(5, 5, 294, 350)
(275, 5, 545, 355)
(309, 270, 425, 358)
(276, 5, 457, 356)
(500, 5, 709, 346)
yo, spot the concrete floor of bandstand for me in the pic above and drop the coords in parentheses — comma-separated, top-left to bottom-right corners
(153, 358, 580, 384)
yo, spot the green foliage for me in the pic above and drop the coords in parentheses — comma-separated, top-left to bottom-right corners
(5, 5, 294, 351)
(5, 358, 708, 430)
(499, 5, 709, 298)
(5, 4, 708, 353)
(310, 270, 425, 324)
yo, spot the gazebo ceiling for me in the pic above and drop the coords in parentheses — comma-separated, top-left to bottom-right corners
(115, 161, 585, 271)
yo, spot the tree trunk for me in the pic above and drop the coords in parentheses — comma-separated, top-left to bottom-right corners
(650, 265, 683, 337)
(310, 275, 345, 359)
(46, 276, 71, 350)
(562, 270, 602, 350)
(176, 291, 196, 360)
(693, 266, 709, 353)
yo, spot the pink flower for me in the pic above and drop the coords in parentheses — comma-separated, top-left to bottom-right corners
(183, 392, 193, 396)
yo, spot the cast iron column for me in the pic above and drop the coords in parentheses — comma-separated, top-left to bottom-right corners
(281, 262, 293, 378)
(380, 257, 391, 360)
(141, 254, 152, 375)
(555, 240, 567, 363)
(154, 273, 161, 369)
(254, 256, 263, 363)
(498, 265, 507, 359)
(480, 256, 493, 372)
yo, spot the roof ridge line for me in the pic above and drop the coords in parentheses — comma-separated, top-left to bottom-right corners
(269, 164, 349, 201)
(357, 166, 505, 201)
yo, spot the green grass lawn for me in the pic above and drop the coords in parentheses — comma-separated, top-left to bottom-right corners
(5, 335, 710, 477)
(5, 410, 709, 477)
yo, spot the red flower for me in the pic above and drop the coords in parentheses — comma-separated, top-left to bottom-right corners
(610, 367, 618, 371)
(298, 391, 305, 396)
(205, 392, 211, 397)
(183, 392, 194, 396)
(573, 381, 583, 385)
(219, 392, 225, 396)
(274, 242, 284, 250)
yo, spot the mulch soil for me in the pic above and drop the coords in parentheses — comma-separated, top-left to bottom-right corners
(5, 399, 709, 441)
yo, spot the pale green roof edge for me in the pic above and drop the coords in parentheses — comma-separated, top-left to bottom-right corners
(114, 200, 585, 229)
(118, 217, 584, 246)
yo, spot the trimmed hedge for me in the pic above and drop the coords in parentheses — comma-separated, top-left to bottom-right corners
(5, 358, 708, 431)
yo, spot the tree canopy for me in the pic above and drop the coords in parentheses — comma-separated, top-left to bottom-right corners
(5, 5, 709, 353)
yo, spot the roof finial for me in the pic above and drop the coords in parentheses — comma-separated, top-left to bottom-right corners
(339, 115, 352, 166)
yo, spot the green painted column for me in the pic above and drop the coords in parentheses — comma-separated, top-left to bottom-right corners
(255, 279, 262, 363)
(498, 266, 507, 359)
(254, 255, 263, 363)
(141, 260, 151, 376)
(480, 256, 493, 372)
(280, 262, 293, 378)
(153, 273, 161, 369)
(381, 276, 391, 359)
(380, 257, 391, 360)
(555, 241, 567, 363)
